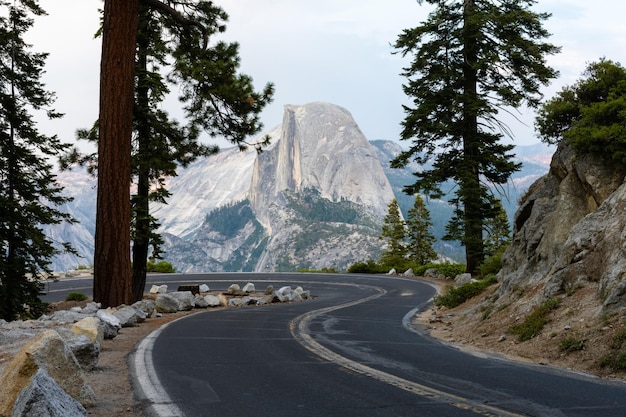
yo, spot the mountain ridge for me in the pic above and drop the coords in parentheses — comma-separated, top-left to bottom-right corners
(49, 102, 553, 272)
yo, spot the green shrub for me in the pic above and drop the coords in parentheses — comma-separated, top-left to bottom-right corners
(413, 262, 466, 278)
(65, 292, 88, 302)
(347, 260, 388, 274)
(478, 251, 503, 277)
(600, 351, 626, 371)
(146, 260, 176, 273)
(508, 297, 561, 341)
(434, 276, 497, 309)
(559, 337, 585, 353)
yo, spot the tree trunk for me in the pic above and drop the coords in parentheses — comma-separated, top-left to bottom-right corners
(94, 0, 138, 307)
(462, 0, 484, 274)
(131, 4, 151, 302)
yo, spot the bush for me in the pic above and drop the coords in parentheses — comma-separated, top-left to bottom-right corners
(347, 260, 388, 274)
(559, 337, 585, 353)
(146, 260, 176, 273)
(478, 251, 504, 278)
(413, 262, 466, 278)
(508, 297, 561, 341)
(65, 292, 88, 302)
(434, 276, 497, 309)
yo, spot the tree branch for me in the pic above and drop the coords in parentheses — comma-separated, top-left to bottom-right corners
(141, 0, 208, 49)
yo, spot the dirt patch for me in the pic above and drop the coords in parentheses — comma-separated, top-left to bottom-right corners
(415, 276, 626, 380)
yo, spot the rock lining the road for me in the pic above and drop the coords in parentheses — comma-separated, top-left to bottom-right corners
(0, 282, 312, 417)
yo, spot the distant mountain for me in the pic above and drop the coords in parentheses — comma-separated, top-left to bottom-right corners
(49, 102, 554, 272)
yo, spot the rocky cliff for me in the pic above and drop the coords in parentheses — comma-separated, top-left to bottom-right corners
(156, 102, 396, 272)
(499, 142, 626, 314)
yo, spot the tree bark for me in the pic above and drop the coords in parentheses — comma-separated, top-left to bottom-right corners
(94, 0, 139, 307)
(462, 0, 484, 274)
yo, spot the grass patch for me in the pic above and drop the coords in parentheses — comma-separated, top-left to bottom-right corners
(559, 337, 586, 353)
(65, 292, 88, 302)
(434, 276, 497, 309)
(508, 297, 561, 341)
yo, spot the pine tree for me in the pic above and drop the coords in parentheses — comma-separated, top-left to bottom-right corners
(405, 195, 437, 265)
(483, 199, 511, 257)
(392, 0, 559, 274)
(0, 0, 74, 320)
(536, 59, 626, 165)
(76, 1, 274, 304)
(379, 199, 407, 268)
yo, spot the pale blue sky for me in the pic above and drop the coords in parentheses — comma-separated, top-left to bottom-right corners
(28, 1, 626, 151)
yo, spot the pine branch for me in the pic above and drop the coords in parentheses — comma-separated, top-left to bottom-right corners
(141, 0, 209, 49)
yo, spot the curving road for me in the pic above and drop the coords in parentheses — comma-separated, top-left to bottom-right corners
(127, 273, 626, 417)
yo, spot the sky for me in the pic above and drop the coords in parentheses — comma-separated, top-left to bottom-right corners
(25, 0, 626, 152)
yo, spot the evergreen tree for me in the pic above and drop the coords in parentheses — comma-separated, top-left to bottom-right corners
(0, 0, 74, 319)
(536, 59, 626, 165)
(379, 199, 407, 267)
(77, 1, 274, 304)
(483, 199, 511, 257)
(405, 194, 437, 265)
(392, 0, 559, 274)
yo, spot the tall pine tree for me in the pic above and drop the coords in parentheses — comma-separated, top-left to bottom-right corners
(73, 1, 274, 304)
(0, 0, 74, 319)
(392, 0, 559, 274)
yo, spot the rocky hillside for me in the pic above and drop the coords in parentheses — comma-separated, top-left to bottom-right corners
(425, 141, 626, 378)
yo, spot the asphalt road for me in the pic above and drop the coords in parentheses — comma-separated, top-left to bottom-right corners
(126, 273, 626, 417)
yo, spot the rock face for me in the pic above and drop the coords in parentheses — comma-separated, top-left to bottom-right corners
(159, 102, 396, 272)
(499, 143, 626, 314)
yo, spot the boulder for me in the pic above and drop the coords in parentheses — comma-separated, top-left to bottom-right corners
(56, 328, 99, 371)
(242, 282, 255, 293)
(132, 299, 156, 318)
(455, 273, 473, 286)
(113, 306, 144, 328)
(149, 284, 168, 294)
(71, 317, 104, 346)
(155, 294, 179, 313)
(387, 268, 397, 275)
(0, 330, 96, 416)
(47, 310, 86, 324)
(203, 294, 222, 307)
(403, 268, 415, 277)
(194, 296, 209, 309)
(264, 285, 274, 295)
(169, 291, 195, 311)
(11, 368, 87, 417)
(274, 286, 302, 303)
(80, 302, 101, 315)
(199, 284, 210, 293)
(423, 268, 439, 279)
(228, 298, 242, 307)
(227, 284, 241, 295)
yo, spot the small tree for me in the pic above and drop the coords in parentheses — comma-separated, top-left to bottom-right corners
(0, 0, 75, 319)
(483, 199, 511, 257)
(405, 194, 437, 265)
(379, 199, 407, 268)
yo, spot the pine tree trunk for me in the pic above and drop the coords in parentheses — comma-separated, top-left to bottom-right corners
(462, 0, 484, 274)
(131, 6, 151, 302)
(94, 0, 138, 307)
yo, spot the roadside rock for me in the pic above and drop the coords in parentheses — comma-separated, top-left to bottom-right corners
(11, 368, 87, 417)
(71, 317, 104, 346)
(155, 294, 179, 313)
(169, 291, 195, 311)
(0, 330, 95, 416)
